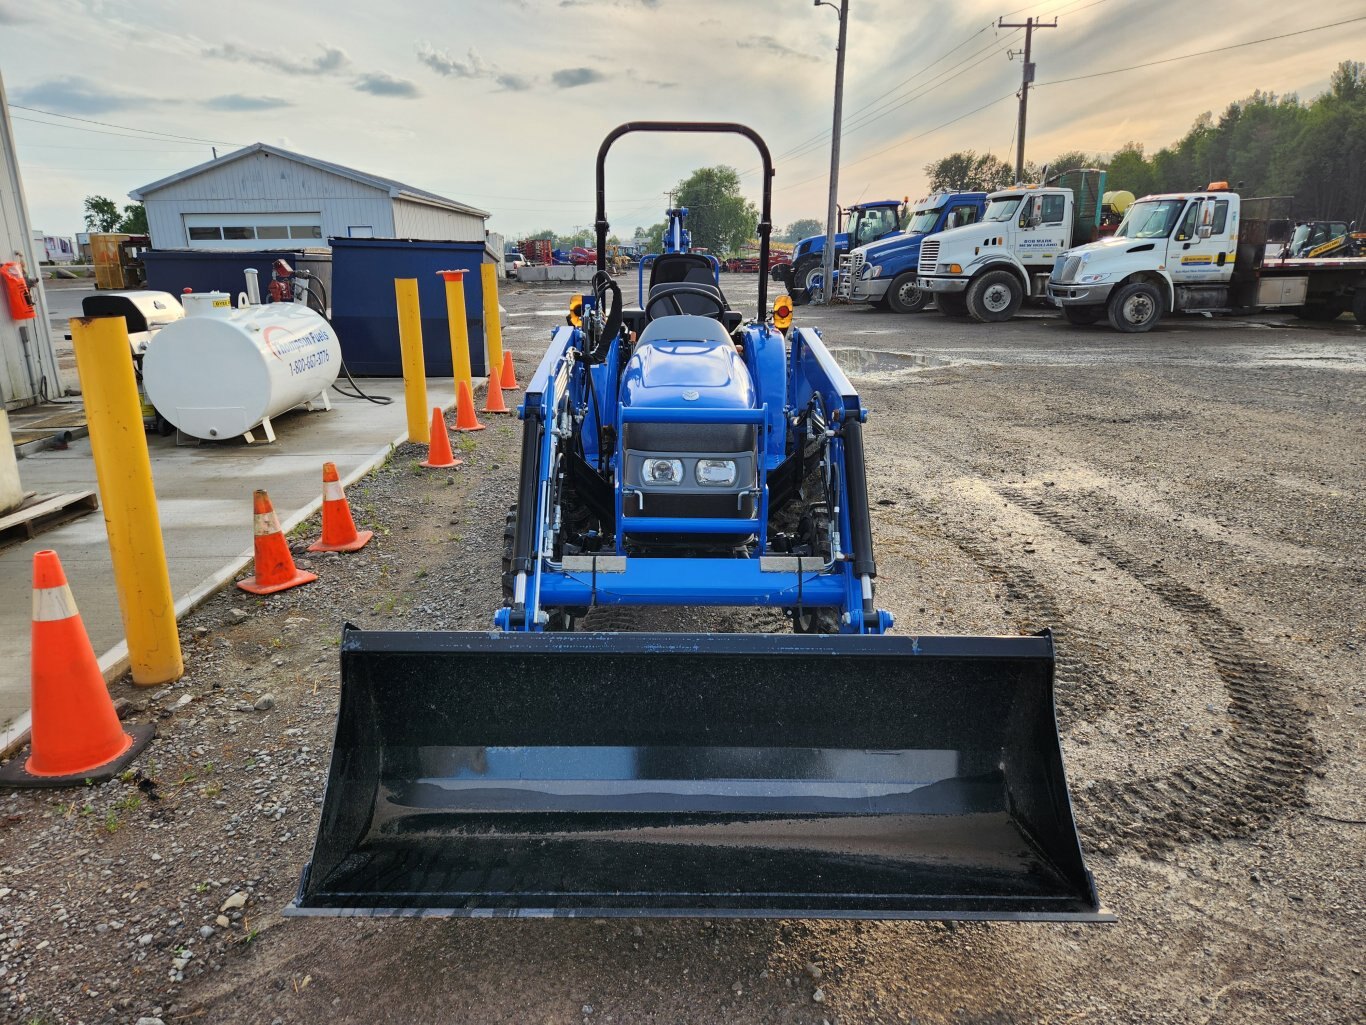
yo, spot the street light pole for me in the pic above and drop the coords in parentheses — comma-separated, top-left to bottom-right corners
(817, 0, 849, 304)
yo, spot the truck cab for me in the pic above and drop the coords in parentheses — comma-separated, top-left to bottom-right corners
(916, 170, 1105, 322)
(1047, 185, 1241, 331)
(784, 199, 905, 301)
(846, 192, 986, 312)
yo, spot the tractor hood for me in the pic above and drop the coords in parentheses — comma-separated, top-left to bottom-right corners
(622, 316, 756, 411)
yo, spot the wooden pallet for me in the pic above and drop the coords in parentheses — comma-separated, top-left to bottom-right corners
(0, 491, 99, 549)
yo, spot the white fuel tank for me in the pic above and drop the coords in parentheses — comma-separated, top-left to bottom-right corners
(141, 299, 340, 441)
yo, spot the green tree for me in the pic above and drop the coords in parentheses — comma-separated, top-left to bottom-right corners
(671, 166, 759, 254)
(524, 228, 557, 241)
(117, 203, 148, 234)
(779, 218, 823, 243)
(83, 195, 120, 232)
(1106, 143, 1155, 199)
(1042, 151, 1106, 177)
(923, 151, 1020, 192)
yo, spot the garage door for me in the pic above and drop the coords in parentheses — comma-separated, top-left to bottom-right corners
(183, 212, 322, 250)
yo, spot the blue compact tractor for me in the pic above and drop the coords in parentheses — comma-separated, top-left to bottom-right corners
(291, 123, 1108, 925)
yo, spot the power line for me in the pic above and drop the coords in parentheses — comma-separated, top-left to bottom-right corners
(1037, 15, 1366, 87)
(6, 104, 244, 146)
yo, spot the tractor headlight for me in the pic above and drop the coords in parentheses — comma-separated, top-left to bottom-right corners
(644, 458, 684, 485)
(865, 264, 882, 278)
(939, 262, 963, 274)
(695, 458, 737, 486)
(1077, 272, 1112, 283)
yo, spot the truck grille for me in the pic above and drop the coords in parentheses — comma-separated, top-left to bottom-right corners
(1052, 255, 1082, 283)
(918, 240, 940, 274)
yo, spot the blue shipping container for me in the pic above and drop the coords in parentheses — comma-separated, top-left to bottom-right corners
(330, 238, 491, 377)
(142, 249, 332, 301)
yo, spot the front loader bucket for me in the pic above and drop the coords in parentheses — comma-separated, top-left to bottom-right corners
(288, 629, 1110, 921)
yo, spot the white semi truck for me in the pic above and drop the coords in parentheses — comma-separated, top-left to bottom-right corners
(1046, 187, 1366, 331)
(915, 170, 1106, 322)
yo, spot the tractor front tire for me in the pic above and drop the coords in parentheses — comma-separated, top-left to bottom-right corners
(935, 291, 970, 318)
(887, 272, 930, 314)
(1107, 281, 1164, 333)
(791, 255, 821, 306)
(1063, 305, 1105, 326)
(966, 270, 1023, 323)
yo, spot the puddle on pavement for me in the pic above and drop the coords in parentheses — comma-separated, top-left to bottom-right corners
(828, 348, 951, 375)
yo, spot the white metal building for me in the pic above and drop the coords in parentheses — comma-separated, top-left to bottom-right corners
(1, 70, 62, 410)
(130, 143, 490, 251)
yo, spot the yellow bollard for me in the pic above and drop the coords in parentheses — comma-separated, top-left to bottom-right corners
(480, 261, 505, 388)
(394, 278, 429, 444)
(70, 317, 183, 686)
(438, 269, 472, 395)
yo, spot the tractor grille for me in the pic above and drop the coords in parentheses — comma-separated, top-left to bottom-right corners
(918, 240, 940, 274)
(1052, 255, 1082, 283)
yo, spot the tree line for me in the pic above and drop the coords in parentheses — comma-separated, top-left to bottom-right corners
(924, 61, 1366, 224)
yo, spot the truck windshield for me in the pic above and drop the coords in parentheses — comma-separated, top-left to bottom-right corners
(906, 208, 942, 234)
(1116, 199, 1186, 239)
(983, 197, 1022, 222)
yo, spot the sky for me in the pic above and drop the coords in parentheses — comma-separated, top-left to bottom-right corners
(2, 0, 1364, 242)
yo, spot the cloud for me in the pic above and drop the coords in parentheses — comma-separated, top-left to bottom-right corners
(552, 67, 607, 89)
(740, 35, 821, 62)
(0, 0, 34, 25)
(417, 44, 531, 91)
(12, 76, 160, 115)
(417, 44, 491, 79)
(625, 69, 677, 90)
(204, 94, 292, 112)
(354, 72, 420, 98)
(203, 43, 350, 76)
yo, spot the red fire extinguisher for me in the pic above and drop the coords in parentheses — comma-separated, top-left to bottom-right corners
(2, 261, 37, 321)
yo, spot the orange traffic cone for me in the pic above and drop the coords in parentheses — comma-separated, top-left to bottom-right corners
(500, 350, 518, 390)
(454, 379, 486, 432)
(0, 550, 153, 787)
(483, 368, 511, 415)
(420, 406, 461, 468)
(238, 490, 317, 595)
(309, 462, 373, 552)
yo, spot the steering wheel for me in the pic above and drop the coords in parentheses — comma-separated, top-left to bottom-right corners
(645, 283, 728, 321)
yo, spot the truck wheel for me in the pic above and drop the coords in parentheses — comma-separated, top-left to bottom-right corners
(936, 291, 970, 318)
(1107, 282, 1163, 333)
(1062, 305, 1105, 326)
(1293, 300, 1346, 322)
(1354, 290, 1366, 326)
(965, 270, 1023, 323)
(791, 255, 821, 306)
(887, 272, 930, 314)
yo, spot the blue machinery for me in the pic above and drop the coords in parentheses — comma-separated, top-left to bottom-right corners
(290, 123, 1108, 924)
(636, 206, 720, 301)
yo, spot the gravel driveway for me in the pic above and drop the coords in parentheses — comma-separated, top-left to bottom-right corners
(1, 278, 1362, 1025)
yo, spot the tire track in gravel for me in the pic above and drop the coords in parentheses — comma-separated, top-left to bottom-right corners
(996, 487, 1322, 855)
(888, 489, 1130, 729)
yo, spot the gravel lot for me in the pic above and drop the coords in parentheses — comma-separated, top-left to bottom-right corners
(1, 277, 1362, 1024)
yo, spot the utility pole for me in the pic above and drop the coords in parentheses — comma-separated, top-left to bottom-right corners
(817, 0, 849, 304)
(999, 15, 1056, 182)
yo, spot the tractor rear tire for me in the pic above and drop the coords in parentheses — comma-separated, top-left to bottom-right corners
(791, 255, 821, 306)
(966, 270, 1023, 323)
(935, 291, 970, 318)
(887, 272, 930, 314)
(1107, 281, 1164, 333)
(1062, 305, 1105, 326)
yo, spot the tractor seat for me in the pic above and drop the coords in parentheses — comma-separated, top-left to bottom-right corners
(637, 314, 734, 347)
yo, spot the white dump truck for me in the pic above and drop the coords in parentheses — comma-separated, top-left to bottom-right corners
(1046, 187, 1366, 331)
